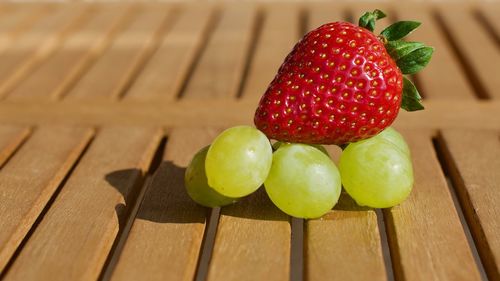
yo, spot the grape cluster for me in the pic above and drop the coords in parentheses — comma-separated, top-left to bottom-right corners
(184, 126, 413, 218)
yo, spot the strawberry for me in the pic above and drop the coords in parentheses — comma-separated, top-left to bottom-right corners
(254, 10, 433, 145)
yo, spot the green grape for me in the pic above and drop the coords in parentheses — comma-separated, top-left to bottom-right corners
(339, 138, 414, 208)
(206, 126, 272, 197)
(185, 146, 237, 207)
(264, 144, 341, 218)
(373, 127, 410, 155)
(273, 141, 329, 157)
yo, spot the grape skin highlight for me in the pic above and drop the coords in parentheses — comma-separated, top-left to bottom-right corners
(205, 126, 273, 198)
(339, 138, 414, 208)
(264, 144, 341, 218)
(373, 127, 410, 156)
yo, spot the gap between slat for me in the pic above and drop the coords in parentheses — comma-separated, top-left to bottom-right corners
(298, 6, 308, 37)
(344, 9, 354, 25)
(98, 136, 168, 281)
(432, 9, 489, 100)
(290, 217, 304, 281)
(0, 127, 32, 169)
(410, 74, 426, 99)
(0, 128, 96, 279)
(432, 135, 489, 281)
(114, 6, 180, 101)
(194, 207, 221, 281)
(235, 7, 264, 99)
(175, 8, 220, 100)
(376, 209, 395, 281)
(49, 4, 136, 101)
(474, 9, 500, 48)
(382, 205, 404, 281)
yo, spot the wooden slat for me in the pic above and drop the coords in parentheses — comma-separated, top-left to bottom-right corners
(0, 126, 92, 272)
(0, 3, 14, 15)
(110, 128, 214, 281)
(3, 127, 162, 281)
(207, 190, 290, 281)
(0, 100, 499, 130)
(0, 126, 30, 167)
(240, 4, 299, 103)
(384, 130, 481, 280)
(437, 5, 500, 99)
(0, 4, 91, 98)
(396, 5, 476, 100)
(439, 129, 500, 280)
(306, 146, 388, 281)
(0, 4, 51, 54)
(182, 3, 257, 99)
(307, 196, 387, 280)
(308, 3, 346, 30)
(6, 5, 130, 101)
(66, 5, 171, 101)
(124, 5, 213, 101)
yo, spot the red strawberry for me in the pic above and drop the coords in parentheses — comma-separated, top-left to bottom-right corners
(254, 10, 432, 145)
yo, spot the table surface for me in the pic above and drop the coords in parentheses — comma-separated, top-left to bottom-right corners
(0, 2, 498, 281)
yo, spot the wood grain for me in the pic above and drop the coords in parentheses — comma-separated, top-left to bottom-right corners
(437, 5, 500, 99)
(6, 4, 130, 101)
(241, 4, 300, 103)
(110, 128, 216, 281)
(0, 4, 91, 98)
(0, 99, 498, 131)
(124, 4, 213, 101)
(0, 126, 30, 168)
(385, 130, 481, 280)
(439, 129, 500, 280)
(66, 4, 171, 101)
(396, 5, 476, 100)
(0, 126, 93, 273)
(306, 146, 388, 281)
(3, 127, 162, 281)
(182, 3, 257, 99)
(0, 4, 51, 54)
(207, 191, 290, 281)
(307, 197, 387, 281)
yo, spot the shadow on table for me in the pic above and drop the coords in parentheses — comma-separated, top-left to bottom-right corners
(220, 187, 289, 221)
(105, 161, 373, 227)
(105, 161, 206, 225)
(334, 191, 372, 212)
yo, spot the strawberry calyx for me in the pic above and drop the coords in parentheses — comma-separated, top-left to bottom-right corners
(359, 10, 433, 111)
(358, 9, 387, 32)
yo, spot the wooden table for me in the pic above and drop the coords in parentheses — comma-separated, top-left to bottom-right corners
(0, 1, 498, 281)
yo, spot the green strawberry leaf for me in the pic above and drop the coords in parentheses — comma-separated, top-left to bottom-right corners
(401, 77, 424, 111)
(396, 46, 434, 74)
(358, 9, 386, 32)
(385, 40, 425, 61)
(380, 21, 421, 41)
